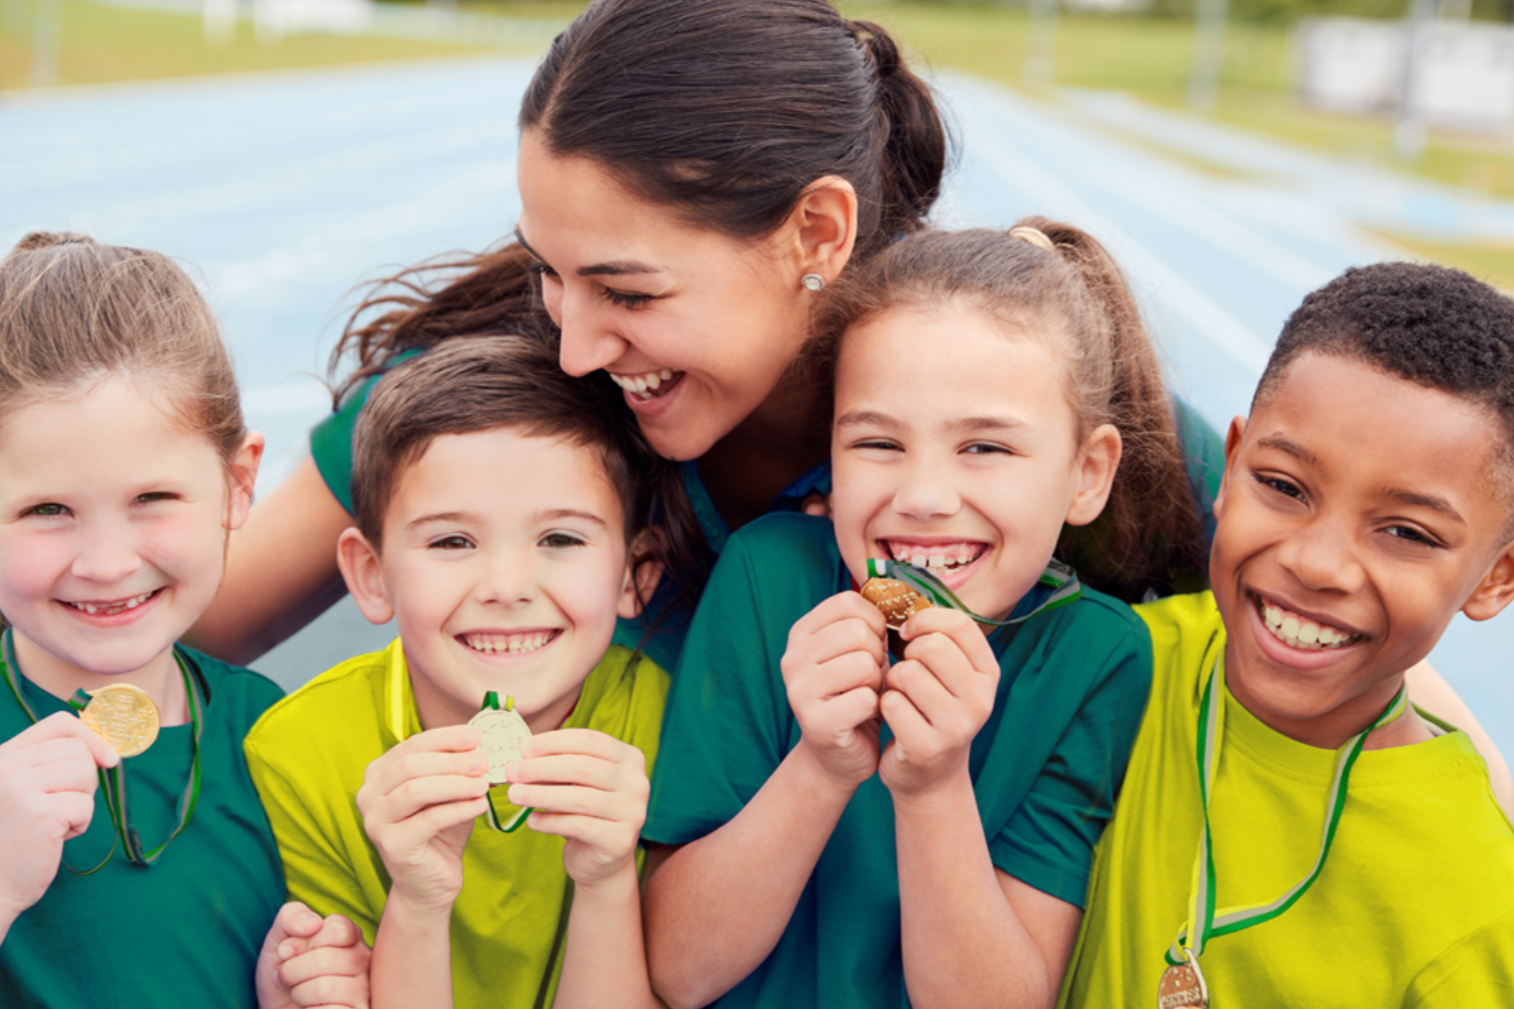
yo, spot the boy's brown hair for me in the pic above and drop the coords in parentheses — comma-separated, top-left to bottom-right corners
(350, 334, 711, 616)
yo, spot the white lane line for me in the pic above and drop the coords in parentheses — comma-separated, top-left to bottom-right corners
(953, 78, 1334, 295)
(962, 106, 1272, 375)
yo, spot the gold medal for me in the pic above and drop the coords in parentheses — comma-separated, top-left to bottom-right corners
(1157, 954, 1208, 1009)
(860, 577, 934, 630)
(77, 683, 159, 757)
(468, 703, 532, 785)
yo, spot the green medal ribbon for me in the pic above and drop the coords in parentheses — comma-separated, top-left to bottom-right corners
(1165, 654, 1408, 968)
(2, 629, 204, 871)
(865, 556, 1082, 627)
(477, 691, 532, 835)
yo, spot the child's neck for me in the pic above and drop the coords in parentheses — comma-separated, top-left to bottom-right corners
(1223, 645, 1434, 752)
(7, 630, 189, 726)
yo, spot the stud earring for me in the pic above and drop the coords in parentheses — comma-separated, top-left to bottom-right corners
(801, 273, 826, 292)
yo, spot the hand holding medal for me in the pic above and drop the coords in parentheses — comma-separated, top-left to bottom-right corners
(0, 712, 119, 939)
(781, 591, 889, 792)
(354, 721, 494, 912)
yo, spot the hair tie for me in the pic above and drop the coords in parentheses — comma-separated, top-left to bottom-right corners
(1009, 226, 1055, 253)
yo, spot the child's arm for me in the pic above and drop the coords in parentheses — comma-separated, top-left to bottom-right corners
(642, 591, 888, 1009)
(0, 713, 118, 946)
(255, 901, 371, 1009)
(355, 725, 492, 1009)
(882, 608, 1079, 1009)
(502, 728, 659, 1009)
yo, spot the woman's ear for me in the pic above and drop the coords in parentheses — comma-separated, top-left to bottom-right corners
(224, 431, 265, 531)
(618, 528, 667, 620)
(1065, 424, 1122, 527)
(786, 175, 859, 289)
(337, 526, 396, 626)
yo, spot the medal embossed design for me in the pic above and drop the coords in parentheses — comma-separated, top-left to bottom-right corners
(77, 683, 160, 757)
(860, 577, 934, 631)
(469, 702, 532, 785)
(1157, 955, 1208, 1009)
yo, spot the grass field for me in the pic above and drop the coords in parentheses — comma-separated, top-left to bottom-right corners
(0, 0, 508, 90)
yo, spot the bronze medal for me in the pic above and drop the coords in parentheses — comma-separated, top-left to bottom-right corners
(468, 705, 532, 785)
(78, 683, 160, 757)
(1157, 957, 1208, 1009)
(860, 577, 934, 630)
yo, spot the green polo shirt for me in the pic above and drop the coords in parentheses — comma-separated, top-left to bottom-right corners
(0, 648, 285, 1008)
(642, 513, 1153, 1008)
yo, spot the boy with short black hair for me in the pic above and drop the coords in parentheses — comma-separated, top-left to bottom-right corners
(1060, 262, 1514, 1007)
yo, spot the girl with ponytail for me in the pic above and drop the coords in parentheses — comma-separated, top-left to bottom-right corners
(639, 221, 1195, 1009)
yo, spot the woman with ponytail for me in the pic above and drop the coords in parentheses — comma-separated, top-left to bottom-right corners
(640, 221, 1191, 1008)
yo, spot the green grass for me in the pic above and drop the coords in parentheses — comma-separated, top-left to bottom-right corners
(0, 0, 511, 91)
(844, 2, 1514, 201)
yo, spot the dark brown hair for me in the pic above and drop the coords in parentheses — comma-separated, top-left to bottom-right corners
(0, 232, 248, 470)
(351, 334, 711, 616)
(331, 0, 947, 383)
(809, 220, 1208, 602)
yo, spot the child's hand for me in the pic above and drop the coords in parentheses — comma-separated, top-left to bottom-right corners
(355, 725, 490, 914)
(781, 591, 888, 790)
(879, 607, 999, 798)
(255, 901, 371, 1009)
(505, 729, 649, 891)
(0, 712, 118, 929)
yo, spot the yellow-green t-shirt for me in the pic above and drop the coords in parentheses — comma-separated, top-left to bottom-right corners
(1059, 592, 1514, 1008)
(244, 640, 668, 1009)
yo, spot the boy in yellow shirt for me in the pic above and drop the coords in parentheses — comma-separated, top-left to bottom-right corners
(1060, 262, 1514, 1006)
(245, 337, 701, 1009)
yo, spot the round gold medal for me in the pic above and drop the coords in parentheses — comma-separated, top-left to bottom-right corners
(1157, 958, 1208, 1009)
(860, 577, 934, 630)
(468, 705, 532, 785)
(78, 683, 160, 757)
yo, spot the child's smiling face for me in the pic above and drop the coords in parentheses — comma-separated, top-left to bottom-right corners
(829, 305, 1118, 623)
(0, 378, 258, 690)
(1211, 351, 1514, 748)
(341, 427, 648, 734)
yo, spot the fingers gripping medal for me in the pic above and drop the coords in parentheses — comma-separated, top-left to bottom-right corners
(862, 558, 1083, 658)
(470, 692, 533, 833)
(1, 630, 204, 872)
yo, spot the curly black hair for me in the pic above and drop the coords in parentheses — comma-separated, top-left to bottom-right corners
(1256, 262, 1514, 500)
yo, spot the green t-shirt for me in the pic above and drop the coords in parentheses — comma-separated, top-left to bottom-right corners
(244, 639, 669, 1009)
(0, 648, 285, 1009)
(1059, 592, 1514, 1008)
(642, 513, 1154, 1009)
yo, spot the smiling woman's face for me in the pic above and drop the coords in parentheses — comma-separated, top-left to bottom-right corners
(515, 129, 814, 462)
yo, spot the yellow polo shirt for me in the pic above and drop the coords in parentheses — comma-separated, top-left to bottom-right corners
(1059, 592, 1514, 1007)
(244, 640, 667, 1009)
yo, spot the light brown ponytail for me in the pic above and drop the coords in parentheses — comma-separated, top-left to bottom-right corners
(809, 221, 1207, 602)
(1023, 217, 1207, 600)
